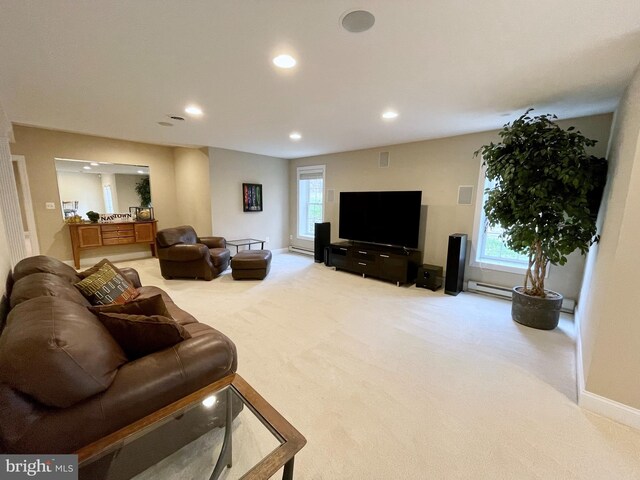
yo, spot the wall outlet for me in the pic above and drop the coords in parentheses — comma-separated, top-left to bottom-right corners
(265, 236, 270, 243)
(45, 202, 55, 210)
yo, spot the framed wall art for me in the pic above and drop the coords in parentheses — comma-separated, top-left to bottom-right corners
(243, 183, 263, 212)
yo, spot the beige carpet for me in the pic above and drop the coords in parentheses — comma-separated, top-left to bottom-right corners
(123, 253, 640, 479)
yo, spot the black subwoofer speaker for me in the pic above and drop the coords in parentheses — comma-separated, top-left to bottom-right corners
(445, 233, 467, 296)
(314, 222, 331, 263)
(416, 264, 443, 291)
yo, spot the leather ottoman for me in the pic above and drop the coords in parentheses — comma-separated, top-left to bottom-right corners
(231, 250, 272, 280)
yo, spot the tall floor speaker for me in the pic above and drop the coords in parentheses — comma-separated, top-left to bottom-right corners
(314, 222, 331, 263)
(445, 233, 467, 296)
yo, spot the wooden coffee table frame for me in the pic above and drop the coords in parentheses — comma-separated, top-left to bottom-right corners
(76, 374, 306, 480)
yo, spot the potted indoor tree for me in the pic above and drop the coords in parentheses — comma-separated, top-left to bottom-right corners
(474, 110, 607, 330)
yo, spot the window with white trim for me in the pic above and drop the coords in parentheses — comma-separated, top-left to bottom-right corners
(103, 184, 114, 214)
(471, 168, 529, 273)
(297, 165, 325, 240)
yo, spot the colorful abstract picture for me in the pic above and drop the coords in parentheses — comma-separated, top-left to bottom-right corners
(243, 183, 263, 212)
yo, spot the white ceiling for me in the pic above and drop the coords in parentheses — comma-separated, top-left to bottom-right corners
(1, 1, 640, 159)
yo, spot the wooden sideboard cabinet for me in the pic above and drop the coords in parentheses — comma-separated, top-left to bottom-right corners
(68, 220, 158, 268)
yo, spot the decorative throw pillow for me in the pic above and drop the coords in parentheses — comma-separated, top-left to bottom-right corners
(75, 263, 139, 305)
(97, 312, 191, 360)
(89, 294, 171, 318)
(78, 258, 133, 286)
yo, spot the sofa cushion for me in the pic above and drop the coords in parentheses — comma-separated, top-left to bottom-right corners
(75, 263, 139, 305)
(89, 293, 171, 318)
(77, 258, 133, 287)
(97, 312, 191, 360)
(0, 297, 127, 408)
(12, 255, 80, 284)
(135, 287, 199, 326)
(10, 272, 91, 309)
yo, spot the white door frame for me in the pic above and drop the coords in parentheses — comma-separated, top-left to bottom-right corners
(11, 155, 39, 255)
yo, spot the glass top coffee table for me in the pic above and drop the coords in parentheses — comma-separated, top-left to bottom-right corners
(77, 374, 306, 480)
(226, 239, 265, 255)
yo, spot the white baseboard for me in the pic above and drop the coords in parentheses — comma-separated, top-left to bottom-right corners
(579, 390, 640, 430)
(271, 247, 289, 255)
(288, 246, 314, 256)
(575, 305, 640, 430)
(575, 304, 586, 396)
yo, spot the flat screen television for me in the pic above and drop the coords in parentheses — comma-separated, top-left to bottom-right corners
(339, 191, 422, 249)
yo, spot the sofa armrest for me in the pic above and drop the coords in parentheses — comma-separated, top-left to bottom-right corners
(157, 244, 209, 261)
(198, 236, 226, 249)
(0, 329, 238, 454)
(119, 268, 142, 288)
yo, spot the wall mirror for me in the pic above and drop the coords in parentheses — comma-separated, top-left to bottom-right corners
(54, 158, 151, 220)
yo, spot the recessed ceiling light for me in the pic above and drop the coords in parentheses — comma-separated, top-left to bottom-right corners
(185, 105, 203, 116)
(90, 162, 99, 166)
(382, 111, 399, 120)
(83, 166, 91, 170)
(202, 395, 216, 408)
(273, 54, 297, 69)
(137, 170, 144, 174)
(289, 132, 302, 140)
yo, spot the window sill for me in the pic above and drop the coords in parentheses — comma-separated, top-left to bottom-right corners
(297, 235, 314, 241)
(469, 258, 528, 275)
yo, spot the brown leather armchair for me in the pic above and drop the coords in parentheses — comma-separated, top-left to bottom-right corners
(156, 226, 230, 280)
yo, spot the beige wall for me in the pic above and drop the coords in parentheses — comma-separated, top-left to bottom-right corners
(10, 125, 180, 263)
(114, 174, 146, 212)
(290, 114, 612, 300)
(57, 171, 104, 217)
(174, 147, 212, 235)
(209, 147, 288, 248)
(578, 63, 640, 410)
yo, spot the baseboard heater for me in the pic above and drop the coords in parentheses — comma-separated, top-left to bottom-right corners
(467, 280, 575, 314)
(288, 246, 314, 257)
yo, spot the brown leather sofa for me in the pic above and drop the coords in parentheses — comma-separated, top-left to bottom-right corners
(0, 255, 237, 454)
(156, 225, 230, 280)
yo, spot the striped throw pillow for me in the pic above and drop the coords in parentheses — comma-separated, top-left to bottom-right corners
(75, 263, 139, 305)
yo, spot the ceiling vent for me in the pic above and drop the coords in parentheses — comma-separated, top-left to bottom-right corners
(341, 10, 375, 33)
(168, 115, 185, 121)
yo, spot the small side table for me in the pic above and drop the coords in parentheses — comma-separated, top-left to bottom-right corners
(226, 238, 265, 255)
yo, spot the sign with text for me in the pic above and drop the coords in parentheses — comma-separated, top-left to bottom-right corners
(0, 455, 77, 480)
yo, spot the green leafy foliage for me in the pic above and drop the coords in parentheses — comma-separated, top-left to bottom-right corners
(86, 211, 100, 223)
(474, 110, 607, 297)
(135, 176, 151, 207)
